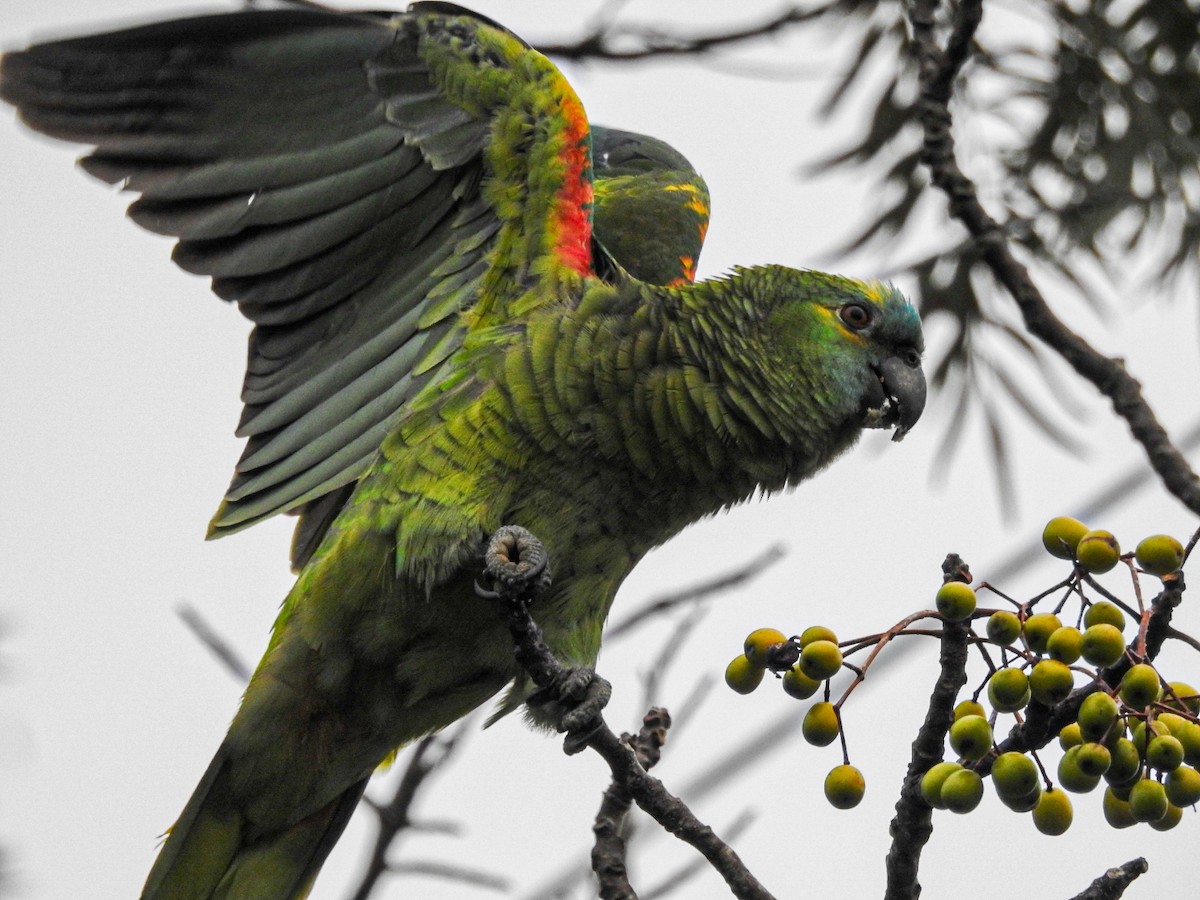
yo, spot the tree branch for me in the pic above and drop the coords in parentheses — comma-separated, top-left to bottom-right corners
(904, 0, 1200, 516)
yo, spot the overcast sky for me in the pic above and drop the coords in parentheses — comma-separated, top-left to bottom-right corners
(2, 2, 1199, 898)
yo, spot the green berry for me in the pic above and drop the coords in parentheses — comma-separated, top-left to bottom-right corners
(1046, 627, 1083, 664)
(799, 640, 843, 681)
(1042, 516, 1089, 560)
(1119, 663, 1162, 711)
(1102, 787, 1138, 829)
(824, 764, 866, 809)
(798, 625, 838, 648)
(1146, 734, 1185, 772)
(1058, 746, 1102, 793)
(936, 582, 977, 621)
(992, 752, 1040, 802)
(1165, 681, 1200, 715)
(1135, 534, 1184, 576)
(1032, 788, 1073, 835)
(1128, 778, 1169, 823)
(1023, 613, 1062, 654)
(781, 664, 821, 700)
(1164, 765, 1200, 807)
(954, 699, 987, 721)
(1078, 692, 1120, 742)
(1030, 659, 1075, 706)
(802, 702, 840, 747)
(743, 628, 788, 668)
(1080, 624, 1126, 668)
(724, 655, 764, 694)
(941, 769, 985, 814)
(985, 610, 1022, 646)
(949, 715, 993, 761)
(1077, 530, 1121, 574)
(920, 761, 962, 809)
(1084, 601, 1126, 631)
(988, 667, 1031, 713)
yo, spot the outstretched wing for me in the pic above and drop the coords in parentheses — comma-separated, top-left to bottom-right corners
(0, 4, 595, 555)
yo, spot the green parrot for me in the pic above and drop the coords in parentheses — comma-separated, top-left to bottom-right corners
(1, 4, 926, 898)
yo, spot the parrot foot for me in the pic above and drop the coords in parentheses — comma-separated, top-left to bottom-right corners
(475, 524, 552, 602)
(527, 666, 612, 755)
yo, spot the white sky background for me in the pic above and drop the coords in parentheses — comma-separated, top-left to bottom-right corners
(1, 1, 1198, 898)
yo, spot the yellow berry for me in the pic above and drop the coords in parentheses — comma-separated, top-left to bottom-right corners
(1077, 530, 1121, 574)
(954, 699, 987, 721)
(949, 715, 993, 761)
(1030, 659, 1075, 706)
(824, 764, 866, 809)
(941, 769, 985, 814)
(1128, 778, 1169, 823)
(1083, 601, 1126, 631)
(1135, 534, 1184, 576)
(802, 701, 840, 747)
(1149, 802, 1183, 831)
(799, 640, 843, 681)
(1165, 765, 1200, 807)
(743, 628, 788, 668)
(935, 582, 976, 621)
(1080, 624, 1126, 668)
(992, 751, 1039, 803)
(1076, 742, 1112, 777)
(781, 664, 821, 700)
(1146, 734, 1185, 773)
(799, 625, 838, 648)
(1042, 516, 1089, 560)
(1058, 746, 1102, 793)
(988, 667, 1031, 713)
(1104, 737, 1141, 786)
(1119, 663, 1162, 711)
(1032, 788, 1073, 835)
(1077, 692, 1119, 742)
(1046, 627, 1083, 664)
(985, 610, 1021, 646)
(1102, 787, 1138, 829)
(1023, 613, 1062, 654)
(1165, 681, 1200, 715)
(1059, 722, 1083, 750)
(920, 761, 962, 809)
(724, 655, 765, 694)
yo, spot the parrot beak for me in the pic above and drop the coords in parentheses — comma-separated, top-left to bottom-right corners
(862, 355, 927, 442)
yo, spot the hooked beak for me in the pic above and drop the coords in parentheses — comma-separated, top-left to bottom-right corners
(862, 355, 927, 442)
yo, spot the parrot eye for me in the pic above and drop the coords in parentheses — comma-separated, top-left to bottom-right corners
(839, 303, 872, 331)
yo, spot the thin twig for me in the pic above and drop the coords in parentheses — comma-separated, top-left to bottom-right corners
(537, 7, 828, 61)
(607, 544, 786, 641)
(175, 602, 251, 682)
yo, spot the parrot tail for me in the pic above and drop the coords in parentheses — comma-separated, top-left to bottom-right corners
(141, 744, 367, 900)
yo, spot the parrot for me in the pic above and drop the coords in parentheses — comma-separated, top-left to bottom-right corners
(0, 4, 926, 898)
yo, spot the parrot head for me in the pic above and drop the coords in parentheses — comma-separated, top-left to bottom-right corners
(730, 265, 926, 460)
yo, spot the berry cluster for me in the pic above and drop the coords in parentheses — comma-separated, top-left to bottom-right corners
(723, 516, 1195, 829)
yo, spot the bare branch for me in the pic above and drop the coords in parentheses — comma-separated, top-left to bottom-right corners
(883, 556, 971, 900)
(1068, 859, 1149, 900)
